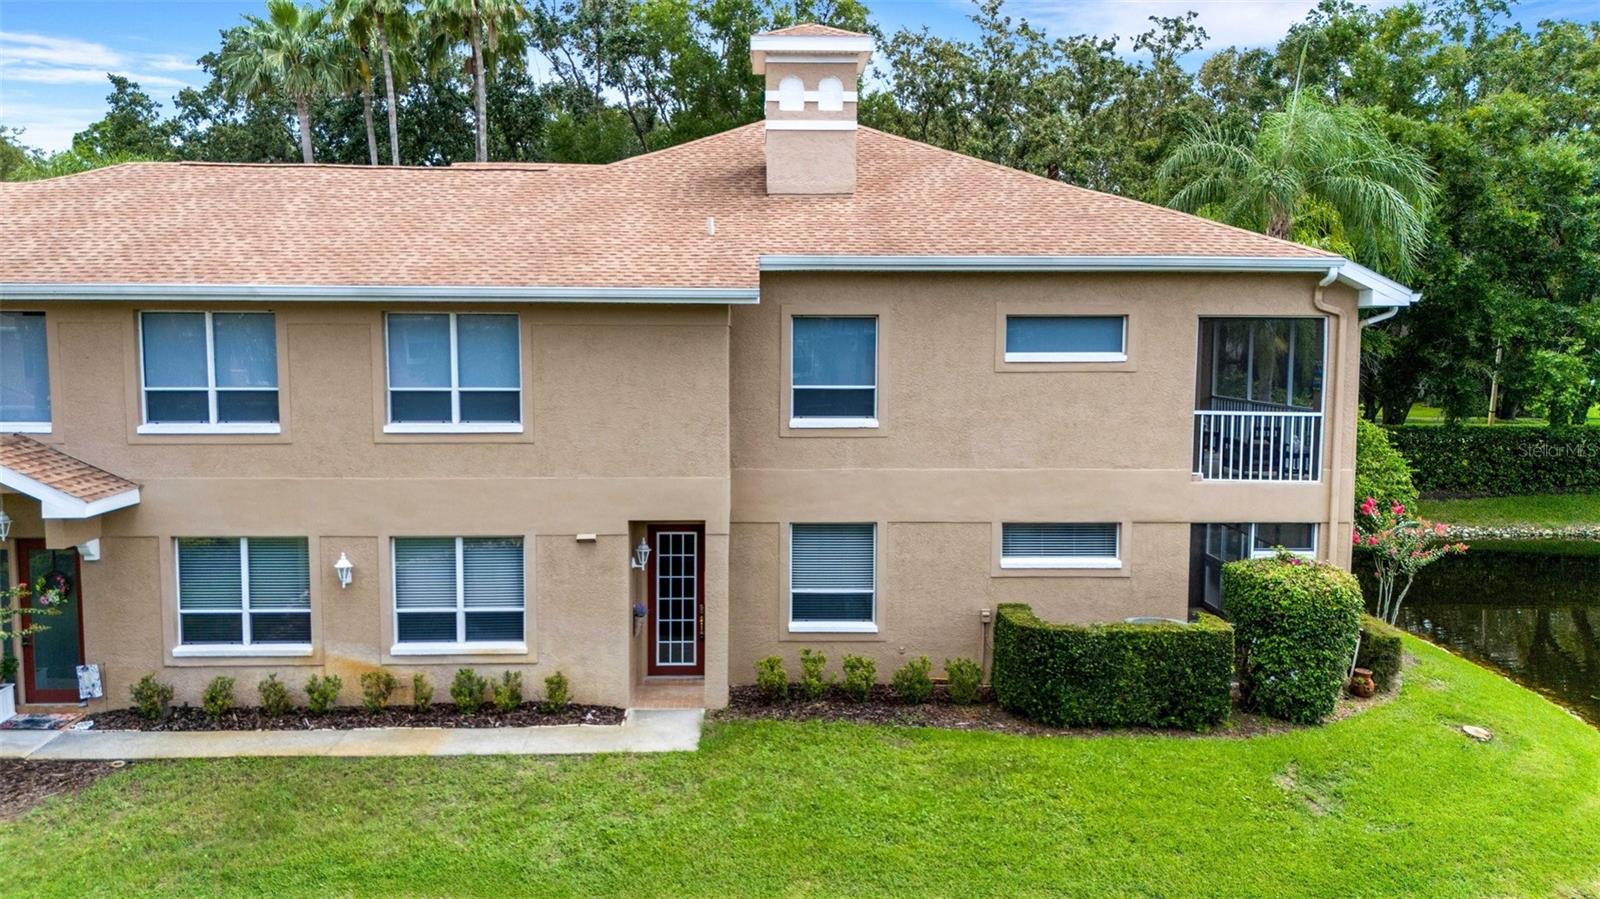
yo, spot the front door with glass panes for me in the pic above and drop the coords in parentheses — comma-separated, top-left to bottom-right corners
(646, 524, 705, 676)
(17, 540, 86, 703)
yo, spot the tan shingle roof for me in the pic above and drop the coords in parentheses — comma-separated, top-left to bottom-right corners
(0, 124, 1330, 291)
(757, 24, 866, 37)
(0, 435, 139, 503)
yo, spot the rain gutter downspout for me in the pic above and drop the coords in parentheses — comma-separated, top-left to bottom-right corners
(1361, 307, 1399, 329)
(1313, 266, 1345, 561)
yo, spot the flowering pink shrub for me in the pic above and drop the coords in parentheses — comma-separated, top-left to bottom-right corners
(1355, 496, 1467, 625)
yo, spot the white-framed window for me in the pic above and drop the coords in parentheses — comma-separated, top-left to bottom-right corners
(139, 311, 279, 433)
(0, 310, 51, 432)
(175, 537, 311, 656)
(1004, 315, 1127, 363)
(1001, 523, 1121, 569)
(385, 313, 521, 433)
(789, 523, 876, 632)
(1248, 522, 1318, 558)
(393, 537, 525, 653)
(791, 316, 877, 428)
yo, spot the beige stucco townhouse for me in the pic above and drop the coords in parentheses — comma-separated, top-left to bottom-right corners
(0, 26, 1418, 712)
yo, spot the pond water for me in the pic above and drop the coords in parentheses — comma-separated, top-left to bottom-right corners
(1361, 541, 1600, 726)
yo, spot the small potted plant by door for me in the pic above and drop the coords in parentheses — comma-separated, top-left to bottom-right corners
(1, 577, 66, 723)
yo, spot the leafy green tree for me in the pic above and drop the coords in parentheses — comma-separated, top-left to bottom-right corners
(421, 0, 528, 162)
(71, 75, 178, 160)
(330, 0, 415, 164)
(222, 0, 344, 162)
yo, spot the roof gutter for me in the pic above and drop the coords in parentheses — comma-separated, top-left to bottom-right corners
(758, 255, 1421, 308)
(0, 283, 761, 305)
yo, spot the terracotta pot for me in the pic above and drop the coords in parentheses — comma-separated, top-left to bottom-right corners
(1349, 667, 1377, 699)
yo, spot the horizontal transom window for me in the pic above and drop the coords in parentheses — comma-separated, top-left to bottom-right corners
(791, 316, 877, 427)
(141, 312, 279, 430)
(1005, 315, 1126, 363)
(394, 537, 524, 647)
(790, 523, 876, 632)
(1001, 523, 1121, 569)
(177, 537, 310, 646)
(386, 313, 521, 431)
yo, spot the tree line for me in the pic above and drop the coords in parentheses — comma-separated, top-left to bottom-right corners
(2, 0, 1596, 426)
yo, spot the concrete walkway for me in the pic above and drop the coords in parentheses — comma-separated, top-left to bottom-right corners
(0, 708, 703, 760)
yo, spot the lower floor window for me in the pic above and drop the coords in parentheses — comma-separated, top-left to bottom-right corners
(1194, 522, 1320, 613)
(790, 523, 876, 631)
(394, 537, 524, 645)
(1001, 522, 1120, 568)
(177, 537, 310, 645)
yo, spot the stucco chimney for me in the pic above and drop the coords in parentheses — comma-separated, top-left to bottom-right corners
(750, 25, 874, 195)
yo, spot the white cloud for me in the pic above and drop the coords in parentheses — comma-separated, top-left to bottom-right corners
(998, 0, 1397, 52)
(0, 100, 106, 152)
(0, 30, 200, 91)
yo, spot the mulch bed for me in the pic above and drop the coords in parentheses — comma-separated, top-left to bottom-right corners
(716, 681, 1396, 739)
(0, 760, 131, 821)
(88, 703, 626, 732)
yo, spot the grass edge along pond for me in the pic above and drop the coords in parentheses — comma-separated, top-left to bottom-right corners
(3, 637, 1599, 898)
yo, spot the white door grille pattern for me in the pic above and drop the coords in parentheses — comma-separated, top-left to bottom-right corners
(654, 531, 698, 667)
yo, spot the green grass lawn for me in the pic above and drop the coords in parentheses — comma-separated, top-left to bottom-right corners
(1405, 402, 1600, 427)
(4, 637, 1599, 897)
(1418, 492, 1600, 528)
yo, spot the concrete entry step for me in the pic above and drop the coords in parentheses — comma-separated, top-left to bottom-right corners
(632, 680, 706, 709)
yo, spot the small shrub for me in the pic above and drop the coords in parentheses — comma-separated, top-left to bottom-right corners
(1355, 419, 1419, 515)
(412, 673, 434, 711)
(451, 668, 489, 714)
(492, 671, 523, 712)
(542, 671, 571, 713)
(798, 648, 828, 701)
(1356, 614, 1405, 692)
(945, 657, 983, 705)
(257, 674, 293, 717)
(841, 654, 876, 702)
(755, 656, 788, 702)
(891, 656, 934, 704)
(360, 669, 398, 714)
(201, 675, 236, 720)
(992, 605, 1235, 730)
(129, 674, 174, 721)
(1225, 557, 1362, 724)
(304, 673, 343, 714)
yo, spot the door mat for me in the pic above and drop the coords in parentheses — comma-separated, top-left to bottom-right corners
(0, 712, 85, 731)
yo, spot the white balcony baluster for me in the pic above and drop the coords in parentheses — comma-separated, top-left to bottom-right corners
(1193, 410, 1323, 482)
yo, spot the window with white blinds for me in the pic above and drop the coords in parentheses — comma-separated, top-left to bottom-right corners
(394, 537, 524, 647)
(1000, 523, 1121, 569)
(177, 537, 310, 645)
(789, 523, 876, 631)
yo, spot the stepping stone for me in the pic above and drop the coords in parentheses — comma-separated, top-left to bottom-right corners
(1461, 724, 1493, 742)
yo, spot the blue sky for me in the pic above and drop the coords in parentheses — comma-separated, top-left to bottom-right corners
(2, 0, 1595, 151)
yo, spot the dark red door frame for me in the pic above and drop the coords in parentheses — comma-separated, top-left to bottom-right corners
(17, 539, 87, 704)
(645, 523, 706, 677)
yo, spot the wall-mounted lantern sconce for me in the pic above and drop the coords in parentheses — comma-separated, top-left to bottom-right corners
(334, 552, 354, 589)
(0, 509, 11, 542)
(629, 539, 651, 571)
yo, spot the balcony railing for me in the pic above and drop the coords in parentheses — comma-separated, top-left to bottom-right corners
(1193, 410, 1323, 482)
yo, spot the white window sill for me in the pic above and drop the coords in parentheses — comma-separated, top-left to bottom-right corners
(0, 421, 51, 434)
(1001, 557, 1122, 570)
(1251, 550, 1316, 559)
(173, 644, 312, 658)
(788, 621, 878, 634)
(383, 422, 523, 434)
(138, 422, 281, 435)
(788, 418, 879, 429)
(1004, 352, 1127, 363)
(390, 641, 528, 656)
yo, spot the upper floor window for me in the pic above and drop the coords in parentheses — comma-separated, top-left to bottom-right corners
(790, 523, 876, 633)
(176, 537, 311, 654)
(1005, 315, 1126, 363)
(385, 313, 521, 433)
(0, 311, 50, 432)
(1001, 523, 1121, 569)
(140, 312, 279, 433)
(393, 537, 525, 651)
(791, 316, 877, 428)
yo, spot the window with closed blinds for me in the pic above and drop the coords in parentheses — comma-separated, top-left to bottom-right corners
(790, 523, 875, 630)
(394, 537, 524, 646)
(1000, 523, 1121, 569)
(177, 537, 310, 645)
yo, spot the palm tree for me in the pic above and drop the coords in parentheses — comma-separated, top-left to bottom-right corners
(1157, 91, 1435, 278)
(330, 0, 414, 165)
(422, 0, 527, 162)
(222, 0, 343, 163)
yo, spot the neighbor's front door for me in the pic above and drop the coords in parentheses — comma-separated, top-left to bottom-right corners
(17, 540, 86, 703)
(647, 524, 705, 676)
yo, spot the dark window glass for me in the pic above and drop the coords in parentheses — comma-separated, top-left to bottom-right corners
(458, 391, 520, 423)
(465, 611, 523, 641)
(180, 613, 244, 644)
(793, 388, 876, 419)
(250, 612, 312, 643)
(146, 391, 210, 423)
(390, 391, 452, 423)
(397, 612, 457, 643)
(217, 391, 279, 423)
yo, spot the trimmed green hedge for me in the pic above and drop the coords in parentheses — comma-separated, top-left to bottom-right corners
(1356, 615, 1404, 693)
(992, 604, 1233, 730)
(1224, 558, 1362, 724)
(1387, 425, 1600, 496)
